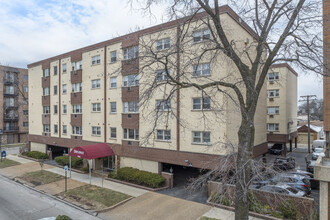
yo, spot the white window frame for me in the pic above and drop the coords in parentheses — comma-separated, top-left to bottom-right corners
(268, 72, 279, 81)
(156, 70, 170, 81)
(92, 79, 101, 89)
(110, 102, 117, 113)
(156, 38, 171, 50)
(43, 69, 50, 77)
(123, 46, 139, 60)
(267, 106, 279, 114)
(43, 106, 50, 114)
(267, 123, 279, 131)
(72, 61, 82, 71)
(92, 103, 101, 112)
(123, 128, 139, 140)
(110, 51, 117, 63)
(63, 105, 67, 114)
(267, 90, 280, 97)
(62, 63, 67, 73)
(43, 124, 50, 133)
(54, 105, 58, 114)
(192, 97, 210, 110)
(62, 125, 67, 134)
(192, 131, 211, 144)
(193, 29, 211, 42)
(54, 85, 58, 95)
(62, 84, 67, 94)
(193, 63, 211, 77)
(92, 55, 101, 65)
(54, 124, 58, 134)
(92, 126, 101, 136)
(110, 127, 117, 139)
(110, 77, 117, 88)
(43, 87, 50, 96)
(156, 130, 171, 141)
(123, 101, 139, 113)
(156, 100, 171, 111)
(72, 83, 82, 92)
(23, 122, 29, 127)
(72, 104, 82, 114)
(54, 66, 58, 75)
(72, 126, 82, 135)
(123, 74, 139, 87)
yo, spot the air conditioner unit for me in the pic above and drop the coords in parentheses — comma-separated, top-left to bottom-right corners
(75, 136, 78, 139)
(128, 141, 132, 145)
(269, 132, 273, 134)
(127, 114, 132, 118)
(269, 80, 274, 84)
(269, 98, 274, 102)
(127, 87, 131, 91)
(269, 115, 274, 118)
(74, 114, 78, 118)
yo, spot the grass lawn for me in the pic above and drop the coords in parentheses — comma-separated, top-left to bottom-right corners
(21, 170, 64, 186)
(63, 185, 131, 208)
(0, 159, 20, 168)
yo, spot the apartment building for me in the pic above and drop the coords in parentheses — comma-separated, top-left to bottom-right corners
(315, 1, 330, 219)
(28, 5, 267, 174)
(0, 65, 29, 144)
(266, 63, 298, 152)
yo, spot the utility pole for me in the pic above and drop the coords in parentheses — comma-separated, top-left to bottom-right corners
(299, 95, 317, 153)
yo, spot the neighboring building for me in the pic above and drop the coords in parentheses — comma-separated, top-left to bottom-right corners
(0, 65, 29, 144)
(27, 6, 267, 174)
(297, 124, 324, 144)
(266, 63, 298, 151)
(315, 1, 330, 219)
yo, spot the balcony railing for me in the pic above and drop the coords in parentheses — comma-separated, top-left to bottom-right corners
(4, 126, 19, 132)
(3, 79, 17, 85)
(3, 115, 19, 121)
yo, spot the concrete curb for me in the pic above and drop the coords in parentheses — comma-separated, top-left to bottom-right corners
(105, 177, 168, 191)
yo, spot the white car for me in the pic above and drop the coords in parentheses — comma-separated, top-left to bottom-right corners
(312, 139, 326, 151)
(259, 183, 307, 197)
(312, 148, 325, 160)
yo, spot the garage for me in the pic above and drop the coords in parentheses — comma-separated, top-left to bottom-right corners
(297, 124, 323, 144)
(47, 145, 69, 159)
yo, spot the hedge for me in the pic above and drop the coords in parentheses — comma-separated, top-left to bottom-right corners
(55, 156, 83, 168)
(109, 167, 166, 188)
(23, 151, 49, 160)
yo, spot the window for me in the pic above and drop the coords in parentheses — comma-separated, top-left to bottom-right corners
(156, 70, 170, 81)
(123, 46, 139, 60)
(23, 75, 28, 81)
(92, 103, 101, 112)
(5, 86, 14, 94)
(72, 61, 82, 71)
(123, 128, 139, 140)
(62, 63, 67, 73)
(23, 98, 28, 105)
(157, 130, 171, 141)
(62, 84, 67, 94)
(54, 66, 58, 75)
(92, 79, 101, 89)
(23, 122, 28, 127)
(156, 38, 170, 50)
(193, 63, 211, 77)
(72, 104, 82, 114)
(54, 85, 58, 95)
(54, 105, 58, 114)
(43, 106, 50, 114)
(267, 123, 279, 131)
(123, 101, 139, 113)
(123, 74, 139, 87)
(267, 90, 280, 97)
(110, 51, 117, 62)
(54, 124, 58, 134)
(5, 73, 15, 82)
(110, 102, 117, 113)
(156, 100, 171, 111)
(72, 83, 82, 92)
(43, 87, 50, 96)
(110, 127, 117, 138)
(63, 105, 67, 114)
(268, 72, 279, 81)
(23, 86, 28, 93)
(23, 110, 28, 115)
(5, 98, 15, 107)
(43, 124, 50, 133)
(193, 29, 211, 42)
(110, 77, 117, 88)
(72, 126, 82, 135)
(63, 125, 67, 134)
(43, 69, 49, 77)
(192, 131, 211, 144)
(267, 106, 279, 114)
(92, 55, 101, 65)
(193, 97, 210, 110)
(92, 126, 101, 136)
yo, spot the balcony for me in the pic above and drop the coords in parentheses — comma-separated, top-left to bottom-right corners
(71, 114, 82, 126)
(71, 69, 82, 83)
(41, 76, 50, 88)
(3, 79, 17, 85)
(3, 92, 18, 97)
(3, 104, 18, 110)
(42, 95, 50, 106)
(3, 115, 19, 122)
(71, 92, 82, 104)
(4, 126, 19, 132)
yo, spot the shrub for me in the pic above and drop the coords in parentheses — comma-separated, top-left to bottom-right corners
(210, 193, 233, 206)
(279, 200, 297, 220)
(56, 215, 72, 220)
(109, 167, 166, 188)
(23, 151, 49, 160)
(55, 156, 83, 168)
(80, 167, 89, 173)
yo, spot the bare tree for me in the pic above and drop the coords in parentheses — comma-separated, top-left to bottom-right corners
(130, 0, 323, 219)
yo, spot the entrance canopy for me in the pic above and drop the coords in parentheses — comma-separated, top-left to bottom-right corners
(69, 143, 114, 159)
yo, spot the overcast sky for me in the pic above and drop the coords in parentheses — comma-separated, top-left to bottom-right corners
(0, 0, 323, 100)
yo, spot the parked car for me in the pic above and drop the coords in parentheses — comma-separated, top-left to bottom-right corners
(258, 183, 307, 197)
(273, 157, 295, 170)
(269, 144, 285, 155)
(312, 148, 325, 160)
(307, 160, 316, 173)
(287, 170, 319, 189)
(312, 139, 326, 151)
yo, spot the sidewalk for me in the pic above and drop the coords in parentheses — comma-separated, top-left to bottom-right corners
(3, 155, 263, 220)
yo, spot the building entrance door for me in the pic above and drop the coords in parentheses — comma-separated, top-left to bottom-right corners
(103, 155, 115, 171)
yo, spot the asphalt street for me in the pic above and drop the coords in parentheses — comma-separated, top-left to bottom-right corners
(0, 175, 101, 220)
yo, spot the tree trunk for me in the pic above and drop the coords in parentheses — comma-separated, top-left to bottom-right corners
(235, 118, 255, 220)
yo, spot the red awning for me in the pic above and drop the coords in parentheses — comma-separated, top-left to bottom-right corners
(69, 143, 114, 159)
